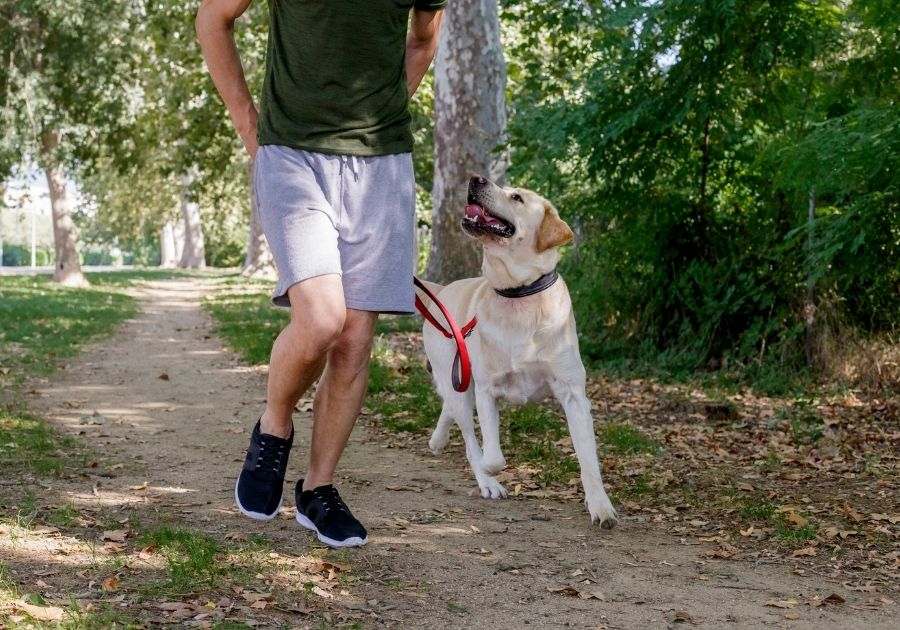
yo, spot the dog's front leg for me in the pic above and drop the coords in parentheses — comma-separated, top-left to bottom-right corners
(475, 390, 506, 474)
(456, 394, 507, 499)
(550, 376, 619, 529)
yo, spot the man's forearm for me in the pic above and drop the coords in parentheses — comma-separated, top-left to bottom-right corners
(196, 0, 258, 156)
(406, 9, 444, 97)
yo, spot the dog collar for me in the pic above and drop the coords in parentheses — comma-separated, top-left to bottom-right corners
(494, 269, 559, 298)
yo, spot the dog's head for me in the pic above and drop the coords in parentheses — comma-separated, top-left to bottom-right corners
(462, 175, 574, 284)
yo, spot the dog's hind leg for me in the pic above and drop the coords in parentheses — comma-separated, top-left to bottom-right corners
(428, 407, 455, 454)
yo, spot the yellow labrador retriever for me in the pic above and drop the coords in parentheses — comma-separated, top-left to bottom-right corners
(420, 175, 619, 528)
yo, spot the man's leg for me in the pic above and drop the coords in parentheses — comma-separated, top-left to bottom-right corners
(260, 274, 347, 439)
(235, 273, 347, 520)
(303, 308, 378, 491)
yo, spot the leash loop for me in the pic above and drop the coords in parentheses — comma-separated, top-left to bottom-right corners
(413, 277, 477, 392)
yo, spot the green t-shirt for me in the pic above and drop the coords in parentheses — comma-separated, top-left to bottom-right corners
(257, 0, 447, 156)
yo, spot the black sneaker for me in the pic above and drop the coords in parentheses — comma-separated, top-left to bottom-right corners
(234, 420, 293, 521)
(295, 480, 368, 548)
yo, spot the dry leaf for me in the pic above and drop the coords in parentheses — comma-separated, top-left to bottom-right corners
(824, 593, 846, 605)
(673, 610, 694, 623)
(765, 598, 798, 609)
(101, 529, 130, 543)
(785, 512, 808, 528)
(17, 601, 65, 621)
(792, 546, 817, 557)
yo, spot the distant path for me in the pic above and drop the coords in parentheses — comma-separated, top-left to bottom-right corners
(29, 278, 894, 628)
(0, 265, 135, 276)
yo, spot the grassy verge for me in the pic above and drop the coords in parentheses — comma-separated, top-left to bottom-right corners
(1, 270, 373, 627)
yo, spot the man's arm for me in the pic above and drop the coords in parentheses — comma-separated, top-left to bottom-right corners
(406, 8, 444, 98)
(196, 0, 258, 159)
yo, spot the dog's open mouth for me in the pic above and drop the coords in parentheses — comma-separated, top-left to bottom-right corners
(462, 200, 515, 238)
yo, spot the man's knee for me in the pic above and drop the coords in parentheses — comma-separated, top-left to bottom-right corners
(285, 277, 347, 355)
(332, 312, 377, 363)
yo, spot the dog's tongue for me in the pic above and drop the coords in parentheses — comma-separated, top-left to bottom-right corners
(465, 204, 486, 220)
(465, 203, 504, 227)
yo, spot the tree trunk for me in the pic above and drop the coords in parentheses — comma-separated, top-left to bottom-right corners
(160, 222, 177, 267)
(241, 159, 276, 279)
(41, 131, 86, 286)
(178, 172, 206, 269)
(426, 0, 508, 284)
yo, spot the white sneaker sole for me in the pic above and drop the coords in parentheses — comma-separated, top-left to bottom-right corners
(295, 510, 368, 548)
(234, 477, 282, 521)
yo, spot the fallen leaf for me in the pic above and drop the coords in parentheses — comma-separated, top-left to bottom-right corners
(673, 610, 694, 623)
(824, 593, 846, 605)
(843, 502, 863, 523)
(16, 601, 65, 621)
(101, 529, 130, 543)
(785, 511, 808, 528)
(792, 546, 817, 558)
(765, 598, 798, 609)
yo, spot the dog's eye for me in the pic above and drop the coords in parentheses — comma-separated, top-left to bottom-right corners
(510, 193, 524, 203)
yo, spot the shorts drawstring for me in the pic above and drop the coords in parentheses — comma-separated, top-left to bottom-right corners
(340, 154, 360, 183)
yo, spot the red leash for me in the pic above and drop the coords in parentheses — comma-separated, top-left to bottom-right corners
(413, 277, 477, 392)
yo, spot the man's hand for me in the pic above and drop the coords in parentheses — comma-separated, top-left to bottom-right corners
(196, 0, 259, 159)
(406, 8, 444, 98)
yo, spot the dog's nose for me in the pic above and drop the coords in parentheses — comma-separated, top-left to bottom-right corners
(470, 174, 488, 187)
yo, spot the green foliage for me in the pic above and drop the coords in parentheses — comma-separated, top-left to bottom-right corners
(503, 0, 899, 381)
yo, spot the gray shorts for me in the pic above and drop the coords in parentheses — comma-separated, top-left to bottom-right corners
(255, 145, 416, 313)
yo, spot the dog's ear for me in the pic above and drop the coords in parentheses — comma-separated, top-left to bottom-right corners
(536, 202, 574, 253)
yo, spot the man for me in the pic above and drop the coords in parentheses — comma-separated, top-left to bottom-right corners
(196, 0, 445, 548)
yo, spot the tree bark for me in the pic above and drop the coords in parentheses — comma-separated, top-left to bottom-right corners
(178, 172, 206, 269)
(241, 159, 276, 279)
(41, 131, 86, 286)
(426, 0, 508, 284)
(160, 222, 177, 267)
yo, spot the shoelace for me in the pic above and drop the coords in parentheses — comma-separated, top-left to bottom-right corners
(312, 486, 349, 514)
(255, 438, 287, 475)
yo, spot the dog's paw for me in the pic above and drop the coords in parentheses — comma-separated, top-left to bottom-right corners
(477, 476, 508, 500)
(428, 428, 449, 454)
(480, 451, 507, 475)
(586, 495, 619, 529)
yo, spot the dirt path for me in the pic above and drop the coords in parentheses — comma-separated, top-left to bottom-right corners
(21, 279, 895, 628)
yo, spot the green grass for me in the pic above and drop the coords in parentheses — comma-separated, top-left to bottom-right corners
(140, 527, 223, 595)
(0, 410, 85, 478)
(375, 315, 420, 335)
(368, 360, 442, 433)
(0, 275, 138, 387)
(739, 496, 777, 520)
(203, 288, 286, 365)
(602, 422, 660, 454)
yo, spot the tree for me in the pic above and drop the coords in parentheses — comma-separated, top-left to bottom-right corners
(504, 0, 899, 378)
(426, 0, 508, 283)
(0, 0, 140, 284)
